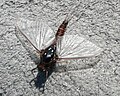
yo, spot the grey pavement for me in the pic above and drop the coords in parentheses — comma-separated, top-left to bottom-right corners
(0, 0, 120, 96)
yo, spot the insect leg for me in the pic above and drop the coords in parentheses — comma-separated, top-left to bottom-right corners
(56, 60, 68, 64)
(45, 70, 48, 80)
(31, 67, 38, 77)
(29, 77, 37, 87)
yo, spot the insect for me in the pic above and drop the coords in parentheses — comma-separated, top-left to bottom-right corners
(15, 10, 103, 90)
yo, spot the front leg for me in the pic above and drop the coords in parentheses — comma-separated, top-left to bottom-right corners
(31, 67, 38, 77)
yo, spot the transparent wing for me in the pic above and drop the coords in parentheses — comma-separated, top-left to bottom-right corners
(57, 34, 103, 59)
(16, 17, 55, 51)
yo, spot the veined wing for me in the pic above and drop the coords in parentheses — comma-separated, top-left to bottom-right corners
(57, 34, 103, 59)
(16, 17, 55, 51)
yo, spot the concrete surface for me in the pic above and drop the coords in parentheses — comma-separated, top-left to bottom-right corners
(0, 0, 120, 96)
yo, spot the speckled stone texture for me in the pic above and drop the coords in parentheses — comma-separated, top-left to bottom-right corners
(0, 0, 120, 96)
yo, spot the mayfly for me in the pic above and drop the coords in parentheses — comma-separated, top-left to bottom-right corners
(15, 9, 102, 81)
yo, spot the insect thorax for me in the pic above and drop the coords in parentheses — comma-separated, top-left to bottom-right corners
(40, 45, 56, 69)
